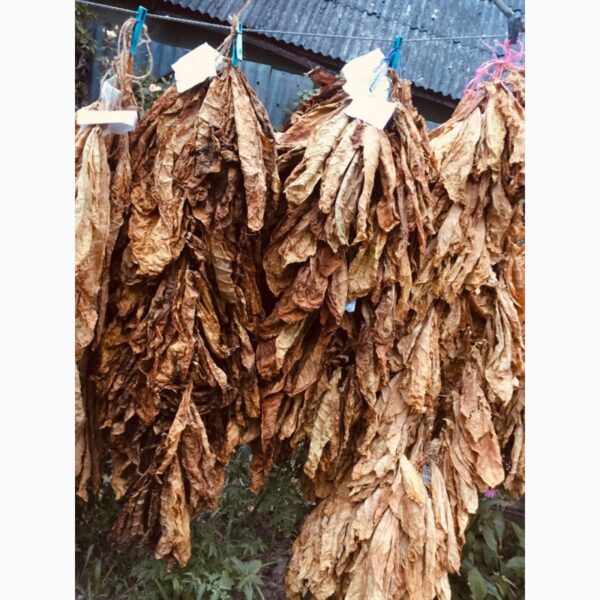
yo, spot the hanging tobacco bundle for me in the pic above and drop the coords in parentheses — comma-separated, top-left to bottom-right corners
(252, 66, 438, 499)
(285, 45, 524, 600)
(413, 43, 525, 499)
(75, 18, 145, 500)
(91, 29, 280, 567)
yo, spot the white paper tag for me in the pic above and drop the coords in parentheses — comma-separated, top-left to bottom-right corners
(342, 48, 390, 101)
(342, 49, 384, 90)
(341, 48, 394, 130)
(172, 42, 224, 93)
(344, 96, 395, 130)
(100, 78, 121, 109)
(76, 109, 138, 133)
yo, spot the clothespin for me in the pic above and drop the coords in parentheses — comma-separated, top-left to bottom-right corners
(388, 35, 403, 71)
(232, 22, 243, 67)
(130, 6, 148, 57)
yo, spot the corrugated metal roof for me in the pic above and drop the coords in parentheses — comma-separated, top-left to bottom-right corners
(165, 0, 524, 100)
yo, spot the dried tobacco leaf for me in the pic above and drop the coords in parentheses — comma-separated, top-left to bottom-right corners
(75, 126, 111, 364)
(421, 76, 525, 474)
(91, 58, 279, 566)
(255, 70, 438, 500)
(75, 19, 140, 500)
(282, 67, 524, 599)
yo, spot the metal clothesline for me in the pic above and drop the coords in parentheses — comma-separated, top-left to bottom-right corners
(76, 0, 508, 44)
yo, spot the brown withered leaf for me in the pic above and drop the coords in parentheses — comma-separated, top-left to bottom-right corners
(354, 125, 381, 243)
(319, 120, 362, 214)
(75, 126, 111, 362)
(231, 68, 268, 230)
(430, 107, 481, 206)
(304, 368, 342, 478)
(90, 56, 280, 566)
(404, 307, 441, 413)
(283, 65, 524, 600)
(75, 19, 141, 501)
(284, 111, 349, 206)
(155, 458, 192, 566)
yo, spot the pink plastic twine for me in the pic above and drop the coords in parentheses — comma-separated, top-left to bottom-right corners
(463, 38, 524, 98)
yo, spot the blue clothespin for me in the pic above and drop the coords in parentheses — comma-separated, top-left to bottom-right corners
(388, 35, 403, 71)
(232, 22, 243, 67)
(130, 6, 148, 57)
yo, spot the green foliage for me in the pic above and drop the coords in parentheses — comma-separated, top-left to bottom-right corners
(298, 87, 318, 103)
(75, 5, 96, 107)
(450, 496, 525, 600)
(76, 446, 311, 599)
(246, 448, 311, 541)
(137, 75, 174, 112)
(283, 87, 318, 118)
(75, 6, 170, 114)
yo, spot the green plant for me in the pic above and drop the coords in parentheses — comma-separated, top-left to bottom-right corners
(450, 495, 525, 600)
(75, 5, 97, 107)
(298, 87, 318, 102)
(76, 445, 311, 599)
(247, 446, 311, 541)
(137, 74, 174, 112)
(283, 86, 318, 118)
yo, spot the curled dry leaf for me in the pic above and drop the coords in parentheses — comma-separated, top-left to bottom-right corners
(91, 61, 279, 566)
(75, 19, 139, 500)
(255, 69, 438, 502)
(282, 70, 524, 598)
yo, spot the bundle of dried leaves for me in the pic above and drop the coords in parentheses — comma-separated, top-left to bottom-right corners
(252, 68, 438, 499)
(283, 68, 524, 599)
(76, 18, 141, 501)
(91, 50, 280, 566)
(416, 68, 525, 497)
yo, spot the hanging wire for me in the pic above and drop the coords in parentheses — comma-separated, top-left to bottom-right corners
(76, 0, 508, 44)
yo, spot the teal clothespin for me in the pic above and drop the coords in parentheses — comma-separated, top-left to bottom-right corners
(388, 35, 403, 70)
(232, 22, 243, 67)
(130, 6, 148, 57)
